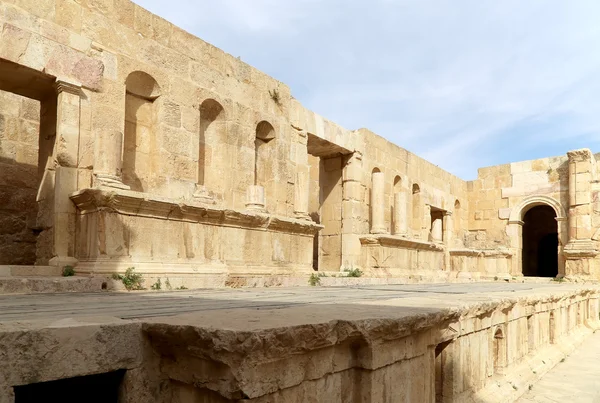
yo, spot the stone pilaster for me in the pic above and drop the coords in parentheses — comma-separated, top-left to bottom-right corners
(294, 166, 310, 220)
(370, 171, 386, 234)
(442, 211, 453, 270)
(393, 191, 408, 236)
(341, 152, 364, 270)
(49, 79, 81, 267)
(564, 149, 599, 275)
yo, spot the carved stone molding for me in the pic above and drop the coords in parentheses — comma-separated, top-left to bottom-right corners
(70, 188, 323, 236)
(360, 235, 445, 252)
(55, 79, 82, 96)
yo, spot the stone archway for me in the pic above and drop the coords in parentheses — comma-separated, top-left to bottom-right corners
(507, 195, 567, 277)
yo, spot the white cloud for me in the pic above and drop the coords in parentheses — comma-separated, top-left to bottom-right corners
(134, 0, 600, 179)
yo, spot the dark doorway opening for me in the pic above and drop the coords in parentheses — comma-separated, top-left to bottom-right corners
(522, 205, 558, 277)
(14, 370, 125, 403)
(435, 340, 452, 402)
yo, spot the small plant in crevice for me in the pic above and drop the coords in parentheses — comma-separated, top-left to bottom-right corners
(268, 89, 281, 105)
(344, 268, 363, 278)
(318, 272, 328, 278)
(494, 276, 499, 281)
(308, 273, 321, 286)
(512, 384, 518, 391)
(552, 277, 565, 283)
(62, 265, 75, 277)
(560, 358, 565, 363)
(165, 278, 172, 291)
(176, 285, 188, 290)
(528, 384, 533, 391)
(113, 267, 144, 291)
(151, 278, 162, 290)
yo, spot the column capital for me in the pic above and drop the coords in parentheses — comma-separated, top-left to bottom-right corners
(55, 78, 82, 96)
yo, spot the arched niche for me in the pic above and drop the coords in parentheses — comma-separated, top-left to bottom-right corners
(198, 99, 226, 193)
(411, 183, 423, 237)
(493, 326, 507, 373)
(254, 120, 276, 188)
(125, 71, 161, 100)
(122, 71, 161, 192)
(454, 199, 462, 245)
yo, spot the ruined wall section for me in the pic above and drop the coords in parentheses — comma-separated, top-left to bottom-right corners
(0, 0, 297, 216)
(358, 128, 468, 240)
(0, 90, 40, 264)
(467, 156, 568, 249)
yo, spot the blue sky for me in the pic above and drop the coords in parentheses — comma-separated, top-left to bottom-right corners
(133, 0, 600, 179)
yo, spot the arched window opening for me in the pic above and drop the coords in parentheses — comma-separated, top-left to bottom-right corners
(198, 99, 225, 190)
(493, 327, 507, 373)
(254, 121, 275, 187)
(123, 71, 161, 192)
(522, 205, 558, 277)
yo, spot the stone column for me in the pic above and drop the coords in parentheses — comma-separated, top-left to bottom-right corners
(411, 190, 424, 239)
(49, 79, 81, 267)
(341, 152, 364, 270)
(93, 84, 129, 190)
(431, 218, 443, 242)
(294, 166, 310, 220)
(442, 212, 453, 270)
(392, 191, 408, 236)
(564, 149, 598, 276)
(246, 185, 266, 212)
(370, 171, 386, 234)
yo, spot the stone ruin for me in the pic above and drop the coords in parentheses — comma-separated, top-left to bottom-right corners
(0, 1, 600, 402)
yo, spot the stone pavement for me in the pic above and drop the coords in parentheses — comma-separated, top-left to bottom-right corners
(518, 330, 600, 403)
(0, 282, 585, 323)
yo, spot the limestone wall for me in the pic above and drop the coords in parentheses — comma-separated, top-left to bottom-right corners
(468, 156, 569, 249)
(2, 286, 596, 403)
(0, 0, 597, 278)
(0, 90, 40, 264)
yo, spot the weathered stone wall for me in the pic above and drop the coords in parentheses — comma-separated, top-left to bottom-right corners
(468, 156, 569, 249)
(0, 90, 40, 264)
(1, 286, 596, 403)
(0, 0, 596, 278)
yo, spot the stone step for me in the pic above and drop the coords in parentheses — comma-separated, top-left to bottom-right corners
(0, 265, 62, 277)
(0, 276, 111, 295)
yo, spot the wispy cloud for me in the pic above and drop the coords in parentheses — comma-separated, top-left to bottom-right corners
(134, 0, 600, 179)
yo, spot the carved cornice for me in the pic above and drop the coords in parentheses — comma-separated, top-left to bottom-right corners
(360, 235, 445, 251)
(55, 79, 82, 96)
(449, 248, 514, 258)
(70, 188, 323, 236)
(563, 240, 600, 259)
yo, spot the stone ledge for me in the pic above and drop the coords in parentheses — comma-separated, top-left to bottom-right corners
(563, 240, 600, 258)
(449, 248, 514, 258)
(360, 235, 444, 251)
(70, 188, 323, 236)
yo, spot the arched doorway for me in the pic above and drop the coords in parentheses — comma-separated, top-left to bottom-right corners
(522, 205, 558, 277)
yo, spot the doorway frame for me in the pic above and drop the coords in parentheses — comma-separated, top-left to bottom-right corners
(507, 195, 567, 277)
